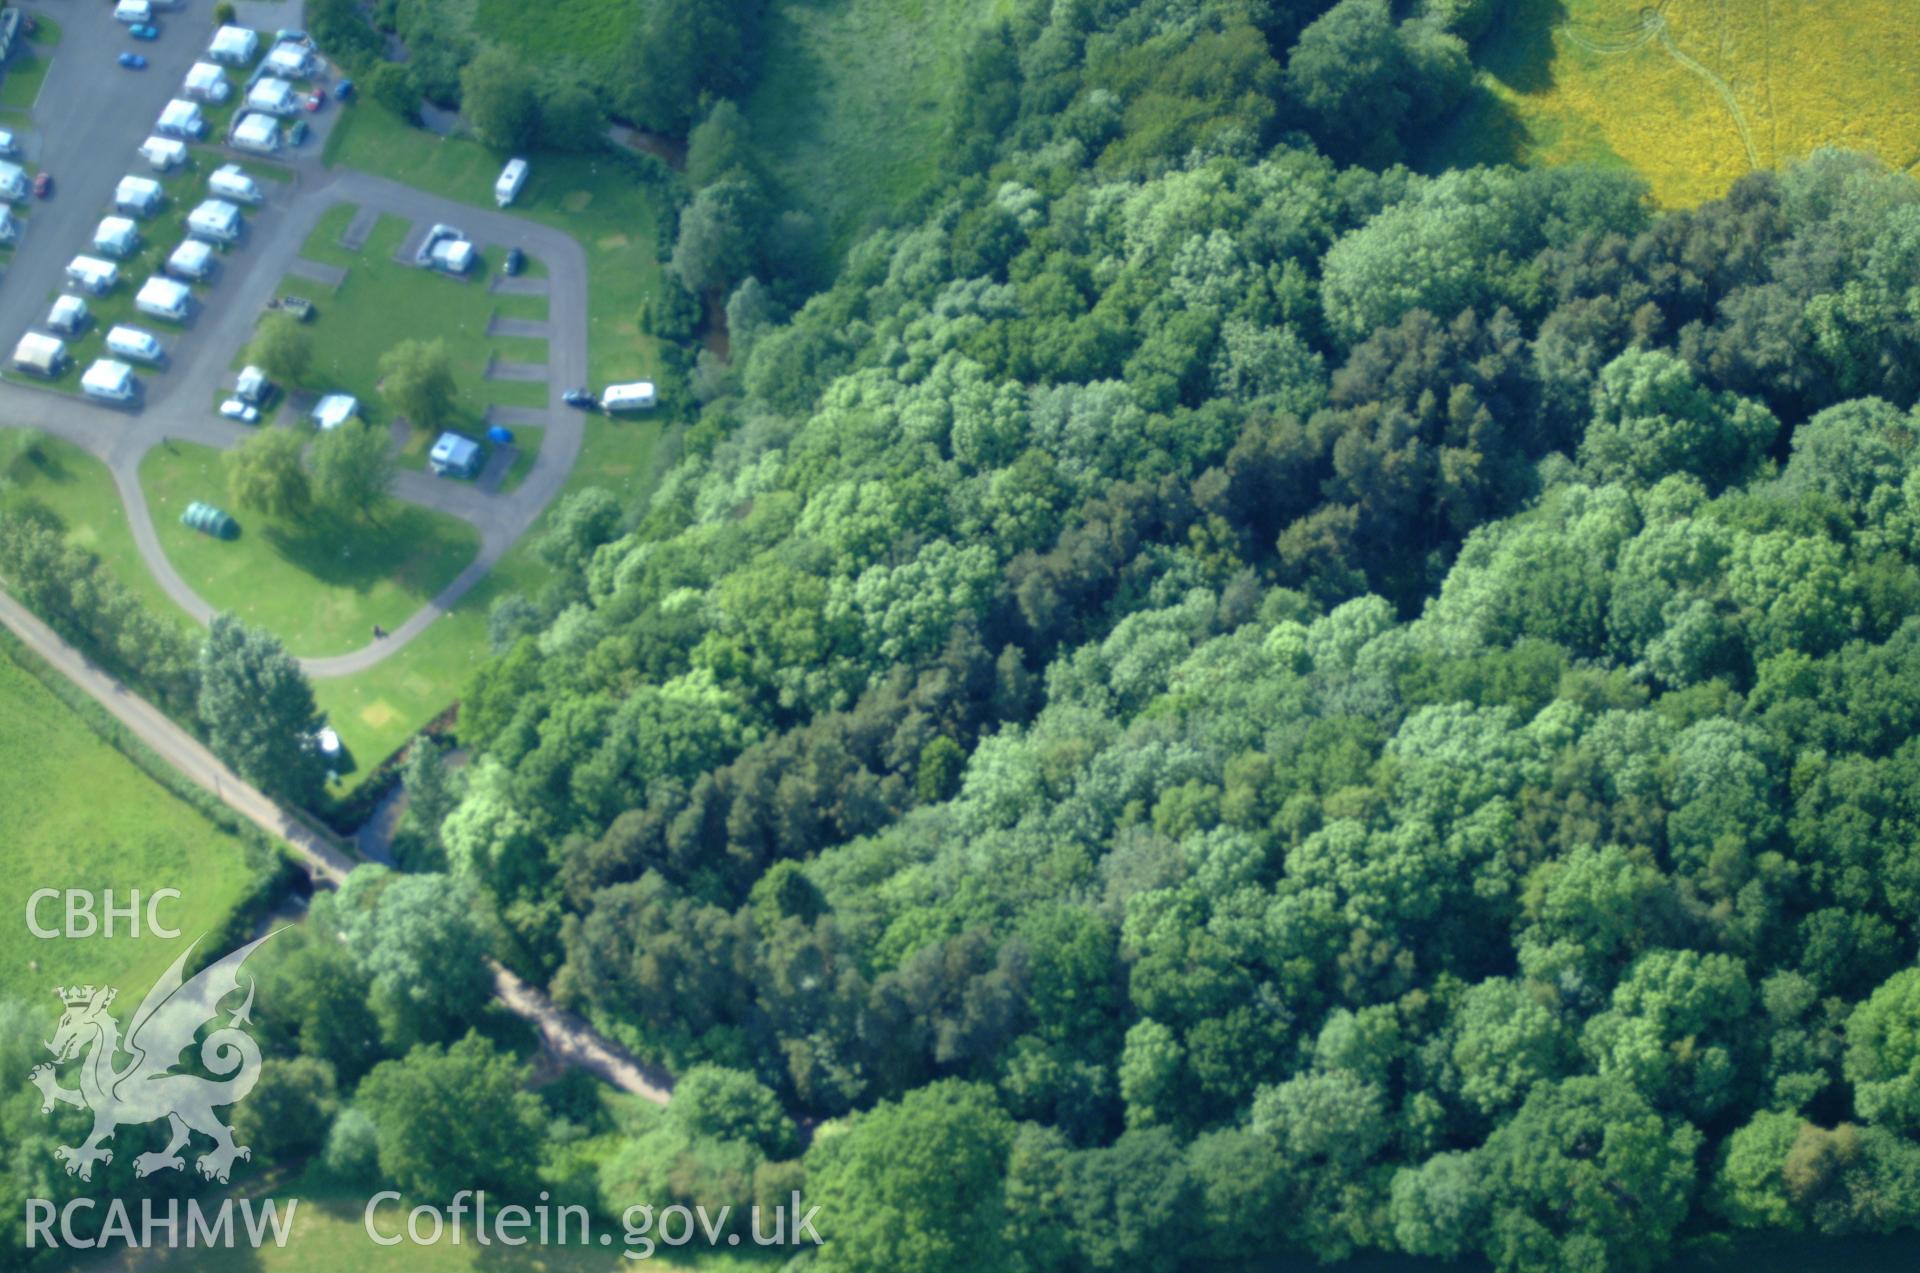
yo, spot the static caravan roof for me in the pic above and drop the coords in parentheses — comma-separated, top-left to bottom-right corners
(93, 216, 140, 255)
(231, 113, 279, 151)
(0, 207, 15, 245)
(264, 43, 312, 76)
(185, 62, 225, 93)
(429, 238, 476, 273)
(601, 381, 659, 411)
(209, 165, 261, 203)
(312, 393, 359, 431)
(246, 77, 298, 114)
(157, 100, 204, 136)
(140, 136, 188, 169)
(115, 175, 164, 211)
(47, 295, 89, 333)
(208, 25, 259, 63)
(13, 332, 66, 373)
(168, 239, 214, 278)
(0, 160, 26, 197)
(495, 158, 528, 205)
(81, 360, 135, 399)
(136, 276, 192, 317)
(236, 365, 269, 402)
(188, 199, 242, 238)
(66, 255, 120, 290)
(430, 432, 482, 473)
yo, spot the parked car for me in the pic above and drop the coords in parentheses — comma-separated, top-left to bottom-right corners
(288, 119, 310, 146)
(129, 24, 159, 40)
(32, 171, 51, 198)
(304, 92, 325, 113)
(333, 79, 354, 101)
(117, 52, 148, 69)
(219, 398, 259, 424)
(503, 247, 525, 277)
(563, 388, 597, 410)
(266, 294, 315, 321)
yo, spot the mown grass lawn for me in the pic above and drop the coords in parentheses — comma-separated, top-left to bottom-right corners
(139, 439, 482, 659)
(746, 0, 1014, 254)
(323, 101, 667, 385)
(271, 207, 549, 431)
(0, 650, 261, 1001)
(0, 428, 190, 626)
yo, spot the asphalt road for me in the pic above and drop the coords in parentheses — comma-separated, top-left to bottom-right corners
(0, 1, 592, 680)
(0, 584, 675, 1104)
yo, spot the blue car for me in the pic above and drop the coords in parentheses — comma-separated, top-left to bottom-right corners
(116, 51, 147, 69)
(128, 24, 159, 40)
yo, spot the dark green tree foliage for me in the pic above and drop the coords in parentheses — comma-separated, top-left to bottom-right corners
(0, 502, 199, 714)
(197, 614, 325, 802)
(356, 1032, 548, 1199)
(419, 2, 1920, 1258)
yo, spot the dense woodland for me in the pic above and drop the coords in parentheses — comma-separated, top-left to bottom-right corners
(9, 0, 1920, 1270)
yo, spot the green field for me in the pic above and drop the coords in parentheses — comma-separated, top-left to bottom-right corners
(139, 440, 481, 660)
(323, 101, 667, 384)
(1428, 0, 1920, 206)
(0, 649, 263, 1000)
(746, 0, 1013, 251)
(0, 429, 189, 626)
(472, 0, 644, 94)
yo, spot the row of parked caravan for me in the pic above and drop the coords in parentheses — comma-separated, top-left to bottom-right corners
(10, 118, 268, 401)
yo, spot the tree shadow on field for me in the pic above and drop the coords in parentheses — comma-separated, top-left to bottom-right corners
(1480, 0, 1571, 95)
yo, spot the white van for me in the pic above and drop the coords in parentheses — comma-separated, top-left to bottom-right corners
(106, 325, 164, 364)
(601, 381, 658, 412)
(114, 0, 153, 24)
(495, 158, 528, 207)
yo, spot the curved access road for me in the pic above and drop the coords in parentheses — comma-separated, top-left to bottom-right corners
(0, 1, 596, 679)
(0, 165, 592, 680)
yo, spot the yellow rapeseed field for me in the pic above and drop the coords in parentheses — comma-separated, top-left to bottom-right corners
(1434, 0, 1920, 205)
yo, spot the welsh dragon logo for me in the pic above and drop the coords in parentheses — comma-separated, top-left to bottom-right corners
(27, 932, 276, 1184)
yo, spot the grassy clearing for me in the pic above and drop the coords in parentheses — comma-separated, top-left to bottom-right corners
(0, 651, 260, 1001)
(746, 0, 1013, 252)
(139, 439, 482, 659)
(272, 211, 549, 450)
(472, 0, 643, 94)
(1426, 0, 1920, 206)
(323, 100, 667, 384)
(0, 429, 189, 626)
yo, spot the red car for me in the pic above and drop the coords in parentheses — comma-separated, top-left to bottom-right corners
(32, 171, 50, 198)
(304, 92, 325, 113)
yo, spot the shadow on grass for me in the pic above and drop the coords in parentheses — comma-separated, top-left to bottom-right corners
(1480, 0, 1571, 95)
(257, 503, 469, 597)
